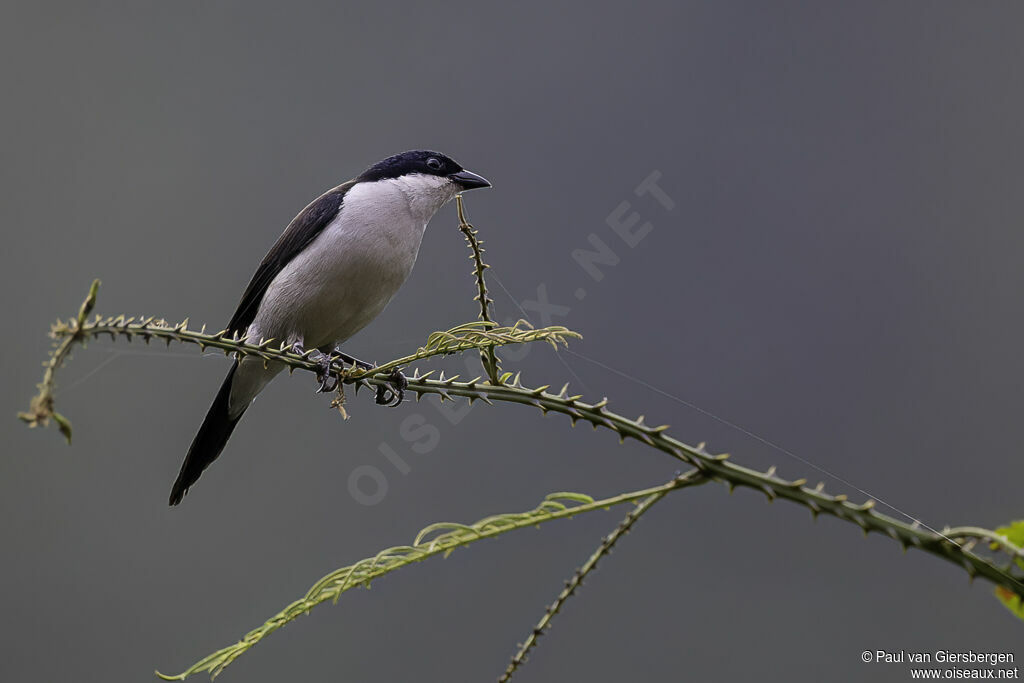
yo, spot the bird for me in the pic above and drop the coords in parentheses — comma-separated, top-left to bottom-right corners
(168, 150, 491, 505)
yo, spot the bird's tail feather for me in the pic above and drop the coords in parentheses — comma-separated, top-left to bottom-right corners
(169, 361, 244, 506)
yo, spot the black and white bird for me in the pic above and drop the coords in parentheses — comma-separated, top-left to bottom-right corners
(169, 150, 491, 505)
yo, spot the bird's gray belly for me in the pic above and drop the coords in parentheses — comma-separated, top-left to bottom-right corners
(228, 193, 425, 417)
(252, 228, 417, 349)
(228, 241, 413, 417)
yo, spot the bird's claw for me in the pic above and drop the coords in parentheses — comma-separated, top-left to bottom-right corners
(375, 369, 408, 407)
(300, 345, 404, 405)
(317, 372, 338, 394)
(303, 349, 338, 393)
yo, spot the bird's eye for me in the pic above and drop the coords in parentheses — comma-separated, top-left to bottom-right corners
(426, 157, 442, 171)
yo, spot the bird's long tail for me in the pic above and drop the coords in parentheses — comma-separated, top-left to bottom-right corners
(169, 361, 244, 506)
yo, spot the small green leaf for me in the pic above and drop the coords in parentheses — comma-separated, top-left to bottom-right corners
(992, 520, 1024, 571)
(52, 412, 73, 444)
(994, 520, 1024, 544)
(991, 520, 1024, 620)
(994, 586, 1024, 621)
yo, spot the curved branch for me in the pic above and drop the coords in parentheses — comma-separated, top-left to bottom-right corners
(20, 284, 1024, 599)
(156, 472, 707, 680)
(499, 480, 677, 682)
(18, 283, 1024, 681)
(17, 278, 100, 442)
(18, 291, 577, 441)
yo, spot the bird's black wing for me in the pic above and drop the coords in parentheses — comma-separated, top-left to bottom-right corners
(226, 180, 356, 337)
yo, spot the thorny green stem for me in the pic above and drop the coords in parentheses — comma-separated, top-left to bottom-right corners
(21, 284, 1024, 602)
(156, 473, 708, 680)
(456, 194, 501, 384)
(17, 278, 100, 442)
(19, 282, 1024, 680)
(498, 472, 698, 683)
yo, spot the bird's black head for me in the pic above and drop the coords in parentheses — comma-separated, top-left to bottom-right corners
(357, 150, 491, 190)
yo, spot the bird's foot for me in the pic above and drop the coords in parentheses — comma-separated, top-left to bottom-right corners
(313, 351, 340, 393)
(323, 347, 407, 407)
(332, 350, 375, 372)
(292, 344, 338, 393)
(375, 368, 408, 407)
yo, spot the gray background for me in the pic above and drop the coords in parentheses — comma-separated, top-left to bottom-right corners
(3, 2, 1023, 681)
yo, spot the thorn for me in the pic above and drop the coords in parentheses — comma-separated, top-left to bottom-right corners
(963, 562, 976, 581)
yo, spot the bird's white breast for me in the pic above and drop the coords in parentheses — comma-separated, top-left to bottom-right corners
(248, 173, 457, 350)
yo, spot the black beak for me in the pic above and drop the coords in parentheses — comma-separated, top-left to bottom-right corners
(448, 170, 492, 190)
